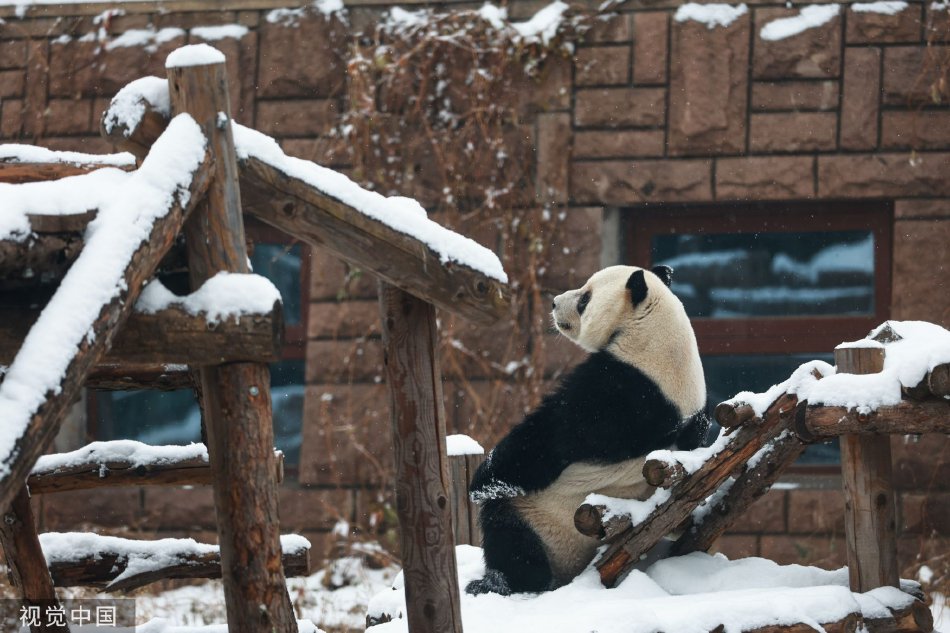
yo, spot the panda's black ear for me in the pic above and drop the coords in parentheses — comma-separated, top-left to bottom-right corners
(652, 265, 674, 287)
(626, 270, 648, 306)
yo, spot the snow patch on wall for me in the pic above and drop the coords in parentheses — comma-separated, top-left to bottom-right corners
(851, 0, 908, 13)
(190, 24, 250, 41)
(760, 4, 841, 41)
(267, 0, 345, 26)
(674, 3, 749, 29)
(106, 26, 184, 52)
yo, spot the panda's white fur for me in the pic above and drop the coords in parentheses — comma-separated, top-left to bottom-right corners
(467, 265, 709, 595)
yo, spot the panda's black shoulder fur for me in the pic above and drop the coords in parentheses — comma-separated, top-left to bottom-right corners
(470, 350, 709, 499)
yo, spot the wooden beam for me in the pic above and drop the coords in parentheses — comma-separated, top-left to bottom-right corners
(379, 283, 463, 633)
(0, 161, 131, 184)
(167, 56, 296, 633)
(0, 128, 213, 520)
(0, 303, 283, 367)
(85, 363, 193, 391)
(0, 488, 70, 633)
(448, 453, 485, 547)
(797, 400, 950, 439)
(0, 234, 83, 289)
(836, 344, 900, 593)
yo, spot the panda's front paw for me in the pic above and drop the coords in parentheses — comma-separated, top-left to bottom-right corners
(465, 570, 512, 596)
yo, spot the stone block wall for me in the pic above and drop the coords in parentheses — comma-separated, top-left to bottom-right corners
(1, 0, 948, 569)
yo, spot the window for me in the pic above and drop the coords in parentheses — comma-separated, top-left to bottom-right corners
(625, 201, 892, 465)
(91, 218, 309, 468)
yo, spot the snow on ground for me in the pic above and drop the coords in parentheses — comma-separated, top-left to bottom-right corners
(724, 320, 950, 414)
(760, 4, 840, 41)
(368, 546, 919, 633)
(135, 273, 281, 324)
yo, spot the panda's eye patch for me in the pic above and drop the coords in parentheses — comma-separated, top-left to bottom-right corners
(577, 291, 591, 315)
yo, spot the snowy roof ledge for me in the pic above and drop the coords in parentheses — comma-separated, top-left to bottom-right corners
(101, 75, 511, 326)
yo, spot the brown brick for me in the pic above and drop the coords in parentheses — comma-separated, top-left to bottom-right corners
(754, 7, 842, 79)
(515, 56, 571, 116)
(574, 87, 666, 127)
(308, 249, 378, 301)
(883, 46, 942, 106)
(840, 47, 881, 151)
(574, 46, 630, 86)
(572, 159, 712, 204)
(540, 207, 603, 291)
(1, 98, 22, 138)
(881, 110, 950, 149)
(736, 489, 786, 533)
(537, 112, 571, 203)
(0, 69, 24, 98)
(669, 13, 749, 155)
(749, 112, 837, 152)
(900, 492, 950, 534)
(847, 3, 922, 44)
(191, 29, 257, 121)
(40, 488, 141, 530)
(279, 486, 354, 531)
(258, 12, 347, 98)
(305, 338, 383, 384)
(308, 300, 380, 340)
(925, 3, 950, 42)
(818, 152, 950, 198)
(446, 379, 532, 442)
(586, 13, 633, 43)
(709, 534, 759, 559)
(895, 198, 950, 219)
(787, 489, 846, 534)
(751, 80, 838, 111)
(0, 40, 26, 68)
(256, 99, 338, 137)
(760, 534, 846, 569)
(280, 137, 352, 168)
(716, 155, 815, 200)
(633, 12, 668, 85)
(44, 98, 93, 135)
(897, 535, 950, 566)
(156, 10, 238, 29)
(142, 487, 216, 530)
(892, 220, 950, 326)
(298, 383, 392, 486)
(574, 129, 665, 158)
(352, 486, 399, 541)
(40, 136, 114, 154)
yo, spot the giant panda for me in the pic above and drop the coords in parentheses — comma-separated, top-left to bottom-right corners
(466, 265, 709, 596)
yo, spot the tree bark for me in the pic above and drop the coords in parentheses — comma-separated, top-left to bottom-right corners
(797, 400, 950, 439)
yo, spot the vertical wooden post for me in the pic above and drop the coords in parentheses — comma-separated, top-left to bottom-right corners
(378, 283, 463, 633)
(167, 51, 296, 632)
(0, 487, 70, 633)
(448, 453, 486, 547)
(836, 343, 900, 593)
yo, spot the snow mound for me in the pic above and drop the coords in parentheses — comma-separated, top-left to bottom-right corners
(102, 76, 171, 137)
(135, 273, 281, 324)
(368, 546, 918, 633)
(165, 43, 226, 68)
(447, 434, 485, 456)
(32, 440, 207, 474)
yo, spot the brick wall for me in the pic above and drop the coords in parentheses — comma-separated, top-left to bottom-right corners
(2, 0, 948, 568)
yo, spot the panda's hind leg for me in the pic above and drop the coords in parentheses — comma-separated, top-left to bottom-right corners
(466, 498, 552, 595)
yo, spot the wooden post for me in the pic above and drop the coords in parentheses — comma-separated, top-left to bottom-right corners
(0, 487, 69, 633)
(167, 51, 296, 632)
(379, 283, 463, 633)
(448, 453, 486, 547)
(836, 344, 900, 592)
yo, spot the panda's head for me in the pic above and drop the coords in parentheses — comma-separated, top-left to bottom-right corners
(551, 265, 677, 353)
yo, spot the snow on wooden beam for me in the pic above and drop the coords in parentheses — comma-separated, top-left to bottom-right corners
(100, 85, 512, 325)
(731, 601, 932, 633)
(0, 146, 135, 184)
(85, 363, 193, 391)
(0, 115, 213, 517)
(28, 441, 284, 494)
(41, 532, 310, 592)
(796, 399, 950, 439)
(0, 301, 283, 367)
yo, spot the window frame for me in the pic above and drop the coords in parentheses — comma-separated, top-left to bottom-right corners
(624, 201, 893, 356)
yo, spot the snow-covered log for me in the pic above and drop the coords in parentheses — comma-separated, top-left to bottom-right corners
(731, 600, 932, 633)
(41, 532, 310, 592)
(796, 399, 950, 439)
(0, 145, 134, 184)
(0, 115, 213, 517)
(27, 440, 284, 494)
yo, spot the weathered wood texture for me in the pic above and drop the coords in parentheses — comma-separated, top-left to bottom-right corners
(379, 283, 463, 633)
(574, 503, 635, 541)
(48, 545, 310, 592)
(714, 402, 756, 429)
(28, 448, 284, 494)
(836, 345, 900, 593)
(448, 453, 485, 547)
(0, 488, 70, 633)
(0, 233, 83, 288)
(85, 363, 193, 391)
(0, 161, 130, 184)
(797, 400, 950, 439)
(0, 144, 213, 520)
(168, 60, 296, 633)
(101, 96, 511, 326)
(101, 108, 169, 164)
(642, 458, 687, 488)
(0, 303, 283, 366)
(594, 393, 800, 588)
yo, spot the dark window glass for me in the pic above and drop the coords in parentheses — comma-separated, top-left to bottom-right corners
(250, 244, 302, 326)
(654, 231, 875, 318)
(701, 353, 839, 464)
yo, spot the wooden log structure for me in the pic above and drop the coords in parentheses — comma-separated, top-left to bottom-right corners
(379, 283, 463, 633)
(0, 302, 283, 367)
(448, 452, 486, 547)
(642, 458, 688, 488)
(714, 401, 757, 429)
(796, 399, 950, 439)
(717, 601, 932, 633)
(167, 55, 296, 632)
(0, 131, 213, 520)
(47, 539, 310, 593)
(27, 447, 284, 494)
(0, 488, 70, 633)
(84, 363, 194, 391)
(837, 344, 900, 593)
(0, 158, 132, 184)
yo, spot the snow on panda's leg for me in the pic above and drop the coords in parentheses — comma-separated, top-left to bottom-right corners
(466, 498, 552, 595)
